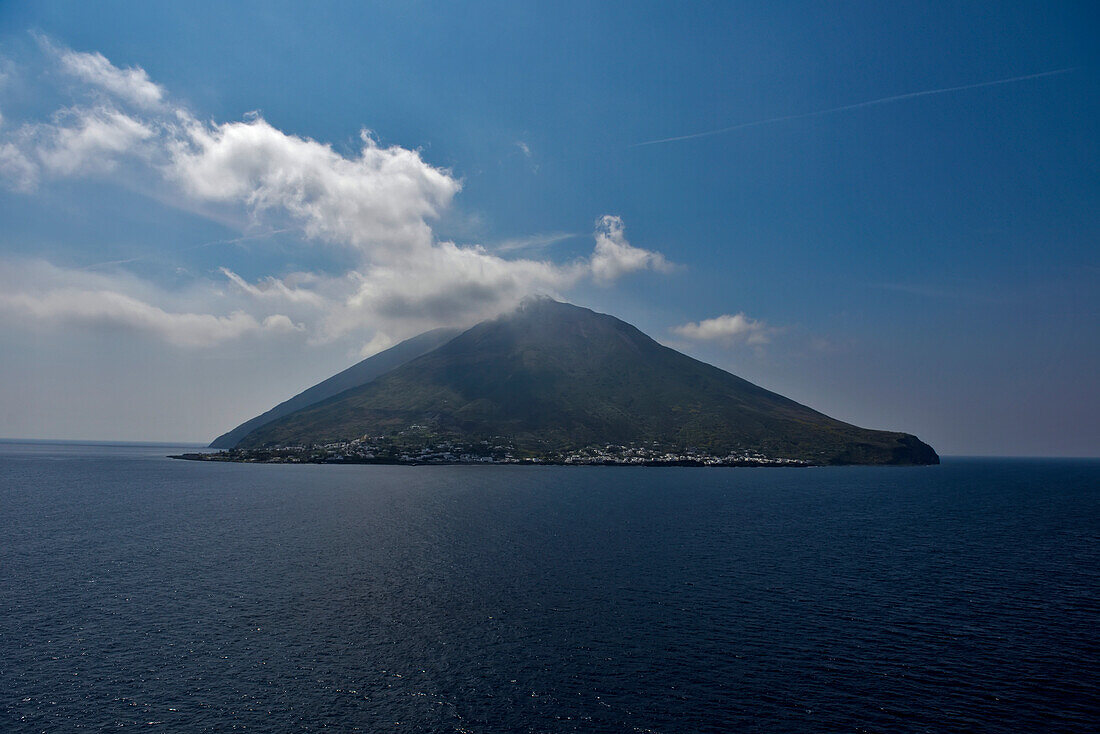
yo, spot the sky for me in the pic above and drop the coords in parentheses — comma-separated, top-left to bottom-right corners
(0, 1, 1096, 456)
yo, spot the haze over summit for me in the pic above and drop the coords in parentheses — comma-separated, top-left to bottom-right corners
(0, 2, 1096, 456)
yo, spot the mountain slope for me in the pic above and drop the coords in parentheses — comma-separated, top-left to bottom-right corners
(209, 327, 460, 448)
(234, 298, 937, 465)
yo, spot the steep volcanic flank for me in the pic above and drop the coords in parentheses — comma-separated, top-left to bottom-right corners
(230, 298, 938, 465)
(209, 327, 460, 448)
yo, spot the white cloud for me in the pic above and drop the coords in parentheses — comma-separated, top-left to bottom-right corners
(0, 104, 154, 189)
(590, 215, 672, 282)
(0, 40, 677, 352)
(0, 259, 301, 348)
(36, 106, 154, 176)
(673, 313, 771, 345)
(0, 141, 38, 191)
(0, 288, 297, 347)
(55, 46, 164, 108)
(358, 331, 397, 358)
(323, 241, 579, 338)
(170, 122, 460, 256)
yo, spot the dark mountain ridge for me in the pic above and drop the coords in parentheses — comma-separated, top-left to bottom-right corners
(231, 298, 938, 465)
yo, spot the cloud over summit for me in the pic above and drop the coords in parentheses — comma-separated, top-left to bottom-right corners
(0, 39, 674, 352)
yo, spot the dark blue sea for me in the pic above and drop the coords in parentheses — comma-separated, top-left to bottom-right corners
(1, 442, 1097, 732)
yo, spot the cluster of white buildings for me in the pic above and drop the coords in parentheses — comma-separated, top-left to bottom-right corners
(560, 444, 808, 466)
(260, 438, 811, 466)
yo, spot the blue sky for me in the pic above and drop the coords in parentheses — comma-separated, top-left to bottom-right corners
(0, 1, 1096, 455)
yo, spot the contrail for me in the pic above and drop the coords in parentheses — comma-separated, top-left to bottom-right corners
(631, 68, 1076, 147)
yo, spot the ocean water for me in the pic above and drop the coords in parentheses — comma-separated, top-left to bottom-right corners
(0, 442, 1097, 733)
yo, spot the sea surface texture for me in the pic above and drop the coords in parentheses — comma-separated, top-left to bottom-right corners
(1, 442, 1097, 732)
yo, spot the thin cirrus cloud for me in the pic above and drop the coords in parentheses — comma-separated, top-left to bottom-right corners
(673, 313, 772, 346)
(0, 38, 674, 351)
(490, 231, 579, 254)
(632, 68, 1076, 147)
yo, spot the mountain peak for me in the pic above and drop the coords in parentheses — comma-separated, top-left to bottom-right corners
(517, 293, 560, 308)
(512, 295, 590, 317)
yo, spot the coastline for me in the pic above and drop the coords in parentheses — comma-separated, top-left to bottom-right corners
(168, 452, 812, 468)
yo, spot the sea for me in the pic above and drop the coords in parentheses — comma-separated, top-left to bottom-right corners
(1, 441, 1096, 733)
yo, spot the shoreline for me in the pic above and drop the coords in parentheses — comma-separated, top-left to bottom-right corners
(168, 452, 813, 468)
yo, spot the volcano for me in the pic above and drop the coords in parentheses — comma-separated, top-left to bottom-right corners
(221, 298, 937, 465)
